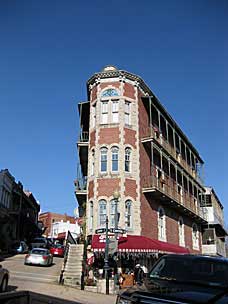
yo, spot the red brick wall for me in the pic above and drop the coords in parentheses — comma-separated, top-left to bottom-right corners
(140, 196, 159, 239)
(91, 86, 97, 101)
(97, 178, 120, 197)
(88, 181, 94, 200)
(138, 91, 150, 138)
(124, 83, 135, 99)
(124, 128, 136, 148)
(124, 179, 137, 200)
(90, 130, 96, 148)
(100, 82, 120, 91)
(38, 212, 75, 237)
(98, 128, 120, 145)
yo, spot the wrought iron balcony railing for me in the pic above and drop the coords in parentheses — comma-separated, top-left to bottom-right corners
(78, 131, 89, 143)
(142, 173, 206, 220)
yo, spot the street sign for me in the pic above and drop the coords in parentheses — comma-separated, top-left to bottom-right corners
(95, 228, 106, 234)
(108, 238, 118, 255)
(109, 228, 126, 234)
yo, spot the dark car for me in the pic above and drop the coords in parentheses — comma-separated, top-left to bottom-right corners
(116, 254, 228, 304)
(29, 238, 49, 250)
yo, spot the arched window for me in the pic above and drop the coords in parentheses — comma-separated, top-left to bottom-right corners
(178, 217, 185, 246)
(112, 147, 119, 172)
(125, 200, 132, 229)
(192, 223, 199, 249)
(89, 202, 93, 231)
(91, 103, 96, 128)
(158, 207, 166, 241)
(100, 147, 108, 172)
(98, 200, 107, 227)
(101, 88, 119, 97)
(110, 199, 119, 228)
(125, 148, 131, 172)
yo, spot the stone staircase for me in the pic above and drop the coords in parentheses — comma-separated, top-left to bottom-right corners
(62, 244, 84, 287)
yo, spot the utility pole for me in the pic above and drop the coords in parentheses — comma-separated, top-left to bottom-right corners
(104, 216, 109, 294)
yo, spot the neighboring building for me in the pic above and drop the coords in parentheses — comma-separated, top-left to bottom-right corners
(201, 187, 227, 256)
(39, 212, 76, 238)
(52, 220, 80, 239)
(75, 66, 223, 255)
(0, 169, 41, 252)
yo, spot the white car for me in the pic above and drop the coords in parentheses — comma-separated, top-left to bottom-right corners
(0, 265, 9, 292)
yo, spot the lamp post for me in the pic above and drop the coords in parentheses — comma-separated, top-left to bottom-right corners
(113, 190, 120, 240)
(104, 216, 109, 294)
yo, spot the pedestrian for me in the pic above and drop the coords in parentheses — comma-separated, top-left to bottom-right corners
(134, 263, 144, 285)
(119, 268, 134, 289)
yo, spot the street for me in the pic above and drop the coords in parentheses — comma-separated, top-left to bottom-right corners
(1, 254, 116, 304)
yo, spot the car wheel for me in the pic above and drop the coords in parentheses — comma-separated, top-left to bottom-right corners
(0, 276, 8, 293)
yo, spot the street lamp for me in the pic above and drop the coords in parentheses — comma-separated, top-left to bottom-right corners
(104, 216, 109, 294)
(113, 190, 120, 240)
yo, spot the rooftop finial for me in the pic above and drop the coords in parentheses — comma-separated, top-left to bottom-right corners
(102, 65, 118, 72)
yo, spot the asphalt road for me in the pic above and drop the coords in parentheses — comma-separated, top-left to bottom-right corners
(1, 253, 63, 284)
(0, 254, 116, 304)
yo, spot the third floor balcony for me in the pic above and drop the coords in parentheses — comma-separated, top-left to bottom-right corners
(142, 168, 207, 223)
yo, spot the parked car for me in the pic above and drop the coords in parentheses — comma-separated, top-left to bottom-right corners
(116, 254, 228, 304)
(29, 238, 49, 249)
(50, 244, 65, 257)
(24, 248, 53, 266)
(11, 241, 29, 254)
(0, 265, 9, 293)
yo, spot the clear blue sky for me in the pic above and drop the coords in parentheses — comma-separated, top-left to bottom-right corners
(0, 1, 227, 220)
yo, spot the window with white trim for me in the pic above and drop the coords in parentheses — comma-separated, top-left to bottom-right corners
(101, 101, 108, 124)
(100, 147, 108, 172)
(125, 101, 131, 125)
(192, 223, 199, 250)
(112, 100, 119, 123)
(178, 217, 185, 246)
(125, 200, 132, 229)
(89, 202, 93, 231)
(125, 148, 131, 172)
(112, 147, 119, 172)
(158, 207, 166, 241)
(98, 200, 107, 227)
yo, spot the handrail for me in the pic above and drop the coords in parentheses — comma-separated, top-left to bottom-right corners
(142, 172, 206, 219)
(78, 131, 89, 142)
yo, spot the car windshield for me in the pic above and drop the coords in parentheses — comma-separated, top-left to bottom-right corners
(31, 249, 48, 255)
(53, 244, 63, 248)
(32, 239, 46, 243)
(149, 256, 228, 287)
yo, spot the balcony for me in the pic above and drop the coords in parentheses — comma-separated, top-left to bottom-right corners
(141, 126, 197, 180)
(77, 131, 89, 146)
(77, 131, 89, 177)
(142, 173, 206, 222)
(74, 177, 87, 207)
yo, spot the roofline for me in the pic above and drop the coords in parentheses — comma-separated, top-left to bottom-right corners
(142, 96, 204, 164)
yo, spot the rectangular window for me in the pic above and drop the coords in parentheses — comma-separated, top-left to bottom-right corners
(89, 203, 93, 230)
(125, 101, 131, 125)
(112, 100, 119, 123)
(101, 101, 108, 124)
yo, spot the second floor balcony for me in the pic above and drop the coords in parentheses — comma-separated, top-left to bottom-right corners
(142, 171, 206, 222)
(74, 177, 87, 207)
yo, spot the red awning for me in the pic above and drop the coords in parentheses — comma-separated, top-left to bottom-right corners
(91, 234, 189, 254)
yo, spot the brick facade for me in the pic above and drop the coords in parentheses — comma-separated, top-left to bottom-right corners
(78, 66, 205, 254)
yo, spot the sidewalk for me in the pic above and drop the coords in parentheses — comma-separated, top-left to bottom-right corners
(10, 277, 117, 304)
